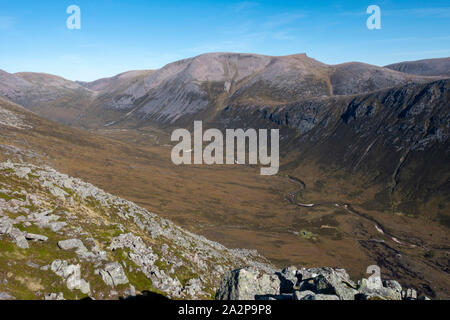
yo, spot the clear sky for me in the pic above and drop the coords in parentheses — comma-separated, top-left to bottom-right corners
(1, 0, 449, 81)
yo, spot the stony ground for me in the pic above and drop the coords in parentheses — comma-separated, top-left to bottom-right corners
(0, 161, 273, 300)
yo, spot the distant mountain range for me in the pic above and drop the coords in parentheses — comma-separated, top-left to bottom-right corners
(0, 53, 446, 127)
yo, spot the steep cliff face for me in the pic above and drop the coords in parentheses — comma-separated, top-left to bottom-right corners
(329, 62, 438, 95)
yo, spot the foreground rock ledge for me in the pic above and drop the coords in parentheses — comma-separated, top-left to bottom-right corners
(215, 266, 429, 300)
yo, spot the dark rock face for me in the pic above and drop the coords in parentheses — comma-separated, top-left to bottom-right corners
(216, 266, 422, 300)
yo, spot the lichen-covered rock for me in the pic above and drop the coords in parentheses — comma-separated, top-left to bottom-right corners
(100, 262, 129, 287)
(215, 267, 280, 300)
(10, 227, 29, 249)
(277, 266, 299, 294)
(0, 217, 13, 235)
(296, 267, 358, 300)
(383, 280, 402, 293)
(50, 260, 91, 295)
(357, 278, 402, 300)
(44, 292, 65, 300)
(0, 292, 15, 300)
(402, 288, 418, 300)
(57, 239, 87, 252)
(216, 266, 420, 301)
(25, 233, 48, 242)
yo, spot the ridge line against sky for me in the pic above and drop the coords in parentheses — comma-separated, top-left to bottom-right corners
(0, 0, 449, 81)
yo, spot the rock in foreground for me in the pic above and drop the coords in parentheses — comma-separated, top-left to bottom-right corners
(216, 266, 426, 300)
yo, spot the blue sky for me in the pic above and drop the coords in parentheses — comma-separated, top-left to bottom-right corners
(0, 0, 449, 81)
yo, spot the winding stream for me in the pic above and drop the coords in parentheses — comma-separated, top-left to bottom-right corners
(284, 175, 425, 250)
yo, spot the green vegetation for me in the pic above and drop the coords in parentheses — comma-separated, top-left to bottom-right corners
(299, 229, 318, 241)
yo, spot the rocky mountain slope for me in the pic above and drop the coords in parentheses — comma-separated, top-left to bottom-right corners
(386, 57, 450, 77)
(75, 70, 154, 92)
(0, 161, 273, 300)
(0, 160, 428, 300)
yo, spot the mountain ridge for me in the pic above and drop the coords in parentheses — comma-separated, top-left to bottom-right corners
(1, 53, 447, 127)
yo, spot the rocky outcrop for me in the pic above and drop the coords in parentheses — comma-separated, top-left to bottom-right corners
(215, 267, 281, 300)
(25, 233, 48, 242)
(99, 262, 129, 287)
(0, 292, 16, 300)
(51, 260, 91, 295)
(0, 161, 273, 300)
(216, 266, 426, 300)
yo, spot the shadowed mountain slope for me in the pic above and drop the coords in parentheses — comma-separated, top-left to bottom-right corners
(217, 79, 449, 224)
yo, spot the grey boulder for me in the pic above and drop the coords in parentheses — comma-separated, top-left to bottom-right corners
(0, 292, 15, 300)
(25, 233, 48, 242)
(100, 262, 129, 287)
(215, 267, 280, 300)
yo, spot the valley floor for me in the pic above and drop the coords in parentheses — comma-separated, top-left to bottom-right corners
(0, 104, 448, 298)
